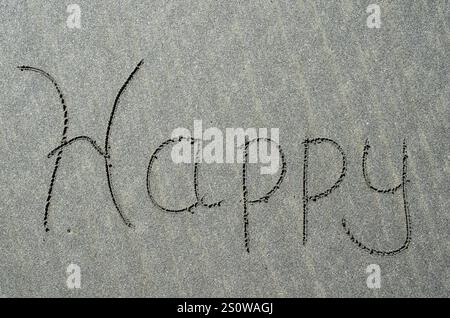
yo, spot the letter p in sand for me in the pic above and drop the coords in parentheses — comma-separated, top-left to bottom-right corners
(302, 138, 347, 245)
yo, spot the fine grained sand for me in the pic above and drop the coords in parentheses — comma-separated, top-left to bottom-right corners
(0, 0, 448, 297)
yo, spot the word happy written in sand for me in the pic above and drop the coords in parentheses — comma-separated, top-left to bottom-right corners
(17, 60, 412, 257)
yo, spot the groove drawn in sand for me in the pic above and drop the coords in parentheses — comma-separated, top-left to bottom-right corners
(342, 140, 411, 256)
(18, 60, 144, 233)
(16, 61, 412, 256)
(146, 136, 287, 253)
(302, 138, 347, 245)
(17, 66, 69, 234)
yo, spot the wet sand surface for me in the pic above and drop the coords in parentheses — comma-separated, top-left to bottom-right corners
(0, 0, 448, 297)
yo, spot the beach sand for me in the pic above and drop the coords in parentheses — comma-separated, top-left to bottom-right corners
(0, 0, 448, 297)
